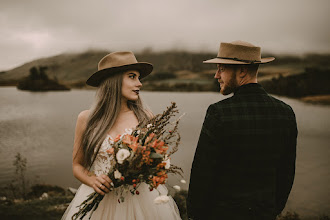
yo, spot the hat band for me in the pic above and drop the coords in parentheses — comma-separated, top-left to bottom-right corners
(216, 57, 260, 64)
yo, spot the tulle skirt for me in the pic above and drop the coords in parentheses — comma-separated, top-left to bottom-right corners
(61, 183, 182, 220)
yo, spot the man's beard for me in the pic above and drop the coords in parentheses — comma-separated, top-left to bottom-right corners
(220, 74, 238, 95)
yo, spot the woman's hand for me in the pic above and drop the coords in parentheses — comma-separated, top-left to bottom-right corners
(90, 174, 113, 196)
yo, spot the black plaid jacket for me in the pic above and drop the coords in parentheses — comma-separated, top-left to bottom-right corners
(187, 83, 297, 220)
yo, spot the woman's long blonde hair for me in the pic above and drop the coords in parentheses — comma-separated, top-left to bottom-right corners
(79, 72, 151, 169)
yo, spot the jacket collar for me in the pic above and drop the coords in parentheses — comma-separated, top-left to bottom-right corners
(233, 83, 267, 96)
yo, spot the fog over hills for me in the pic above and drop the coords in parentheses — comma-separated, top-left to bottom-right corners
(0, 49, 329, 86)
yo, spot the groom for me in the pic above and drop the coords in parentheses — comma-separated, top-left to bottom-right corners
(187, 41, 297, 220)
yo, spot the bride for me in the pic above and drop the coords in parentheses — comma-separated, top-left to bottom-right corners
(62, 51, 181, 220)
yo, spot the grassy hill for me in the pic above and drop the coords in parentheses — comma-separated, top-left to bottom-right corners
(0, 50, 329, 93)
(0, 50, 109, 83)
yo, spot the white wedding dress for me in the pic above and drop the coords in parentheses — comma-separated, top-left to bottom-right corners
(62, 130, 182, 220)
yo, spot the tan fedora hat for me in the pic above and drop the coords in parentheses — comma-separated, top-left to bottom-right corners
(86, 51, 153, 87)
(203, 40, 275, 65)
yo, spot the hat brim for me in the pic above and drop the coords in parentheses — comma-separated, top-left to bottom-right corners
(203, 57, 275, 64)
(86, 62, 153, 87)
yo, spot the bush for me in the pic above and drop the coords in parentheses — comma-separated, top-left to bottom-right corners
(28, 184, 66, 199)
(142, 71, 177, 81)
(173, 190, 188, 220)
(17, 66, 70, 91)
(276, 212, 301, 220)
(0, 196, 72, 220)
(261, 68, 330, 97)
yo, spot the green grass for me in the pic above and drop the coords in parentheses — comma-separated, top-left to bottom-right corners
(0, 196, 73, 220)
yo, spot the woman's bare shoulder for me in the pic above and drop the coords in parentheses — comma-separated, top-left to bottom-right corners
(78, 110, 90, 119)
(77, 110, 90, 126)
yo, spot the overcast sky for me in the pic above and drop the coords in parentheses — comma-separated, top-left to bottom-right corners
(0, 0, 329, 71)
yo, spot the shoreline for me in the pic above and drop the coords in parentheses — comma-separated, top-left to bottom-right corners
(300, 95, 330, 105)
(0, 186, 328, 220)
(1, 85, 329, 105)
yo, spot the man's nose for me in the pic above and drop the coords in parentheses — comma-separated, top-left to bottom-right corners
(214, 70, 220, 79)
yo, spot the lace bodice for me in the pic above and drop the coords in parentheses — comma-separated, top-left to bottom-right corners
(91, 129, 132, 176)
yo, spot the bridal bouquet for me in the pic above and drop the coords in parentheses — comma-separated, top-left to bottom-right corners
(72, 102, 183, 220)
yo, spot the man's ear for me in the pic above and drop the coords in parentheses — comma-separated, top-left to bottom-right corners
(239, 65, 248, 78)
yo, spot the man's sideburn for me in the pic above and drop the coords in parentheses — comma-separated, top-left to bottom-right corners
(221, 66, 239, 95)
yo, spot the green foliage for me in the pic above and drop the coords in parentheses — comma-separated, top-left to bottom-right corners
(27, 66, 49, 80)
(142, 80, 219, 92)
(0, 196, 72, 220)
(261, 68, 330, 97)
(28, 184, 66, 199)
(5, 153, 29, 200)
(137, 51, 215, 73)
(171, 190, 330, 220)
(17, 65, 69, 91)
(142, 71, 177, 81)
(0, 153, 71, 219)
(28, 67, 39, 80)
(1, 153, 67, 201)
(16, 153, 27, 199)
(1, 50, 330, 86)
(173, 190, 188, 220)
(276, 212, 301, 220)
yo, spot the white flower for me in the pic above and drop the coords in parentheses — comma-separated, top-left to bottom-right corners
(163, 158, 171, 169)
(39, 192, 49, 200)
(154, 195, 170, 204)
(180, 179, 186, 184)
(116, 149, 130, 164)
(125, 128, 133, 135)
(147, 124, 152, 129)
(173, 185, 181, 191)
(136, 130, 140, 135)
(114, 170, 122, 179)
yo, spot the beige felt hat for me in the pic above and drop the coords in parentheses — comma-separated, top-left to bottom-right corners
(204, 40, 275, 65)
(86, 51, 153, 87)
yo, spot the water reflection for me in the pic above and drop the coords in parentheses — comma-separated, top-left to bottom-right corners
(0, 87, 329, 217)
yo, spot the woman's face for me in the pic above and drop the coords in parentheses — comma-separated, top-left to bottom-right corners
(121, 70, 142, 101)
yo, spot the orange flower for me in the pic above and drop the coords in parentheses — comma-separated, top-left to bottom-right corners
(149, 140, 168, 154)
(156, 162, 166, 170)
(152, 176, 160, 187)
(123, 134, 138, 144)
(151, 140, 158, 148)
(157, 170, 166, 176)
(114, 134, 121, 142)
(129, 142, 139, 152)
(106, 148, 114, 154)
(155, 145, 168, 154)
(122, 134, 132, 145)
(158, 141, 165, 147)
(152, 174, 167, 188)
(145, 133, 155, 144)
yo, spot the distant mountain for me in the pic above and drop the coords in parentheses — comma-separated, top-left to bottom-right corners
(0, 50, 217, 85)
(0, 50, 329, 88)
(0, 50, 109, 83)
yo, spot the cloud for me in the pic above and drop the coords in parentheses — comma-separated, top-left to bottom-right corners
(0, 0, 329, 70)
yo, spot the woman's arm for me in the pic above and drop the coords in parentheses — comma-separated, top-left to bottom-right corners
(72, 110, 112, 195)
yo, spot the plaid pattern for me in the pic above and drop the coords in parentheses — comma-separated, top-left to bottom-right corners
(187, 83, 297, 220)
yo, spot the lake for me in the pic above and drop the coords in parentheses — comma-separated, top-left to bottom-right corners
(0, 87, 329, 218)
